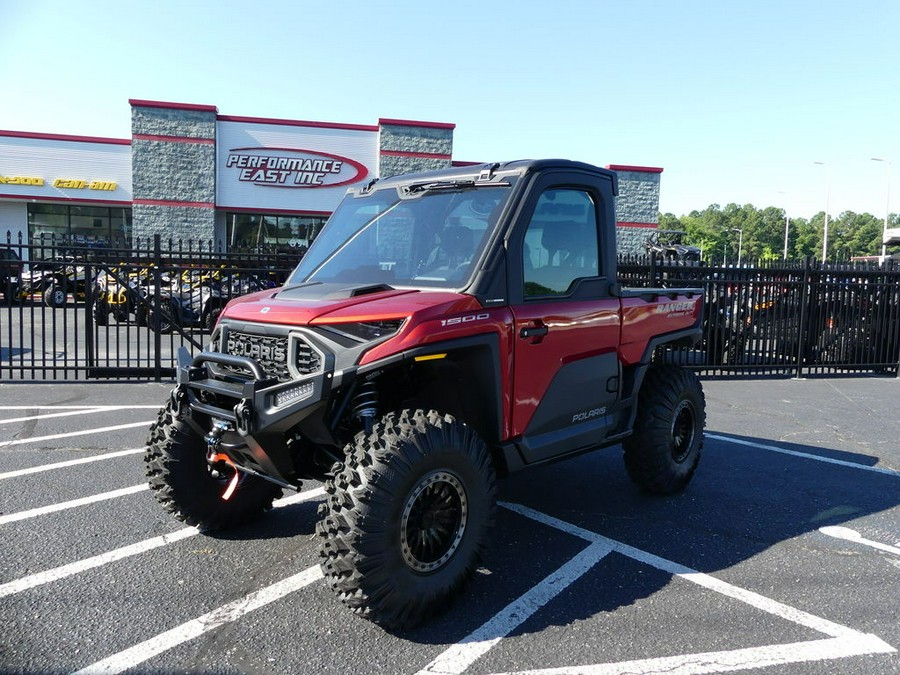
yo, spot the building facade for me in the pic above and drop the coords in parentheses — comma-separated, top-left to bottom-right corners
(0, 99, 662, 256)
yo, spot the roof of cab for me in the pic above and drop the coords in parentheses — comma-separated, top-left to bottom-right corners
(368, 159, 618, 192)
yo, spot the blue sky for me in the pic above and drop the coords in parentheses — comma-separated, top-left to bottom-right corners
(1, 0, 897, 220)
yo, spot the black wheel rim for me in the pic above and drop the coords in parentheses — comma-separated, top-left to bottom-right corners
(400, 471, 468, 573)
(671, 399, 696, 463)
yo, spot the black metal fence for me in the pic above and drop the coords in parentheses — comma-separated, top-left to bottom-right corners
(620, 256, 900, 378)
(1, 234, 299, 381)
(2, 233, 899, 381)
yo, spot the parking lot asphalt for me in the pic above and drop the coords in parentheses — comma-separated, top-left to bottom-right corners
(1, 374, 899, 674)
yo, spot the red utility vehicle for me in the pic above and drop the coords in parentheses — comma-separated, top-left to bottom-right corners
(145, 159, 706, 628)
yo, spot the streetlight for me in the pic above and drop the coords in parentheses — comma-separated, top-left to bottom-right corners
(871, 158, 892, 258)
(814, 161, 830, 261)
(731, 228, 743, 266)
(778, 191, 790, 260)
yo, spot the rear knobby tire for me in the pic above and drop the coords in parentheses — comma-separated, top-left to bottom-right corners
(144, 400, 283, 530)
(623, 366, 705, 495)
(149, 299, 179, 333)
(317, 409, 496, 629)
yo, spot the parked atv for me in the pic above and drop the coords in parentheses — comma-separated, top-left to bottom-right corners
(810, 279, 900, 369)
(644, 229, 701, 262)
(0, 246, 23, 305)
(145, 269, 275, 333)
(19, 257, 89, 307)
(92, 264, 154, 327)
(702, 283, 743, 365)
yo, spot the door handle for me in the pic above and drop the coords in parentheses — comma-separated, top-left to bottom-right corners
(519, 325, 549, 339)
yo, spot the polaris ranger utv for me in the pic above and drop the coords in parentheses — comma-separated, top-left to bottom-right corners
(145, 159, 706, 628)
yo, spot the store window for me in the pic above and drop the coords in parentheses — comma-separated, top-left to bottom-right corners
(27, 204, 132, 247)
(225, 213, 327, 253)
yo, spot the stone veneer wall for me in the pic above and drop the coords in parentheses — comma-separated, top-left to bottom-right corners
(378, 119, 454, 178)
(609, 166, 662, 255)
(130, 100, 217, 243)
(616, 225, 652, 255)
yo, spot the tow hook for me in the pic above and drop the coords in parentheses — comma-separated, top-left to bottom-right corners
(170, 384, 188, 420)
(234, 398, 253, 435)
(205, 420, 239, 501)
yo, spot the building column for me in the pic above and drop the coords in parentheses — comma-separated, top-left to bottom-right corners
(378, 119, 455, 178)
(607, 165, 663, 255)
(130, 99, 217, 244)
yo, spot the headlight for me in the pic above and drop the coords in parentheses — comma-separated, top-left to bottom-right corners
(325, 319, 406, 342)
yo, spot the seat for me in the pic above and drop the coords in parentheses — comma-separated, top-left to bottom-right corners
(421, 226, 475, 277)
(541, 220, 584, 267)
(525, 220, 596, 295)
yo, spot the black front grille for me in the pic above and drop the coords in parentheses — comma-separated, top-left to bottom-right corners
(219, 329, 323, 382)
(223, 331, 290, 381)
(296, 340, 321, 375)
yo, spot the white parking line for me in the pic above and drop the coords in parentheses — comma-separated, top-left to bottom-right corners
(0, 421, 152, 447)
(486, 635, 895, 675)
(0, 407, 147, 425)
(0, 487, 324, 599)
(0, 527, 198, 600)
(20, 493, 891, 675)
(418, 502, 895, 675)
(419, 540, 615, 675)
(0, 406, 161, 410)
(0, 448, 144, 480)
(0, 484, 149, 525)
(72, 565, 324, 675)
(820, 526, 900, 557)
(0, 408, 115, 425)
(707, 433, 900, 478)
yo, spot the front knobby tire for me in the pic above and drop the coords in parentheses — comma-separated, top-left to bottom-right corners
(43, 281, 67, 308)
(317, 409, 497, 629)
(93, 299, 109, 326)
(144, 400, 283, 530)
(623, 366, 705, 495)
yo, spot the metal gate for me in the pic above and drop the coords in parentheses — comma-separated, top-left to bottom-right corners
(1, 234, 293, 381)
(2, 234, 899, 381)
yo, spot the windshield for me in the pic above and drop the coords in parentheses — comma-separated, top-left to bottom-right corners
(286, 183, 512, 289)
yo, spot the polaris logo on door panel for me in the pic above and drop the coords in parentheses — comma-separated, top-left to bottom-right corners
(572, 407, 606, 423)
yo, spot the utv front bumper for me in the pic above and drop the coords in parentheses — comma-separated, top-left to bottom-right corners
(173, 346, 334, 488)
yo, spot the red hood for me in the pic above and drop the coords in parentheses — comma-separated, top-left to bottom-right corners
(221, 283, 480, 327)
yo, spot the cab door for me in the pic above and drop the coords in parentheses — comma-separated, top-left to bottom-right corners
(508, 174, 622, 463)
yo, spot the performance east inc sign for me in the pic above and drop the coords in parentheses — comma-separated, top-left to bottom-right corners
(225, 148, 368, 188)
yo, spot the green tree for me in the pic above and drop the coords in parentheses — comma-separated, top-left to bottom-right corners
(792, 214, 821, 259)
(836, 211, 883, 256)
(658, 213, 683, 231)
(657, 203, 897, 261)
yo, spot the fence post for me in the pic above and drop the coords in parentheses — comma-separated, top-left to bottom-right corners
(793, 256, 812, 379)
(153, 234, 162, 383)
(84, 261, 95, 377)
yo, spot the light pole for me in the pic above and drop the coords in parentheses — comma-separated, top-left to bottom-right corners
(731, 228, 743, 266)
(871, 158, 892, 258)
(778, 191, 790, 260)
(814, 161, 830, 261)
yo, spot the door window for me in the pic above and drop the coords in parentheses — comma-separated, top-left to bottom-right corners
(522, 189, 599, 297)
